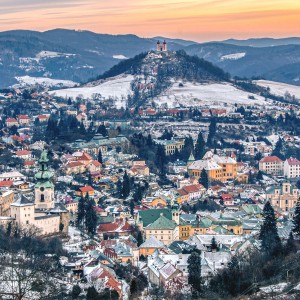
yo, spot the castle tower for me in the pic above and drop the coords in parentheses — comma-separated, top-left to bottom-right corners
(156, 40, 167, 52)
(10, 194, 35, 227)
(34, 151, 54, 209)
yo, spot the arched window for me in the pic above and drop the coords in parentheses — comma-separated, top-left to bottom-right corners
(41, 194, 45, 202)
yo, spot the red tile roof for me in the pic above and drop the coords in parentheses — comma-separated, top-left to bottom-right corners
(260, 156, 282, 163)
(16, 150, 31, 156)
(286, 157, 300, 165)
(79, 186, 94, 193)
(0, 180, 14, 187)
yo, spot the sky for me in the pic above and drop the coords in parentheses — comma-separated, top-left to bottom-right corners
(0, 0, 299, 41)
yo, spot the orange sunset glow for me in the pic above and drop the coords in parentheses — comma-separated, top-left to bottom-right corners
(0, 0, 299, 41)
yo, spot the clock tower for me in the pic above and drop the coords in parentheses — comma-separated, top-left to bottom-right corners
(34, 151, 55, 209)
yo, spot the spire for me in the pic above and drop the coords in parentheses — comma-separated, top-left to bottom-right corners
(188, 151, 195, 162)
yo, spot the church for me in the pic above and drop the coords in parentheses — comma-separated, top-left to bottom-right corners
(156, 40, 167, 52)
(1, 151, 69, 235)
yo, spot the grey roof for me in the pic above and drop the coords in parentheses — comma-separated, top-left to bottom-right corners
(11, 194, 34, 207)
(139, 235, 165, 248)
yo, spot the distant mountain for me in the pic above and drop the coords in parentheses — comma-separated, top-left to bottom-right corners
(0, 29, 186, 88)
(185, 43, 300, 85)
(0, 29, 299, 88)
(222, 37, 300, 47)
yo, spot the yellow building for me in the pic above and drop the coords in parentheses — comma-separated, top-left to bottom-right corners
(139, 235, 165, 257)
(154, 139, 184, 156)
(188, 151, 237, 182)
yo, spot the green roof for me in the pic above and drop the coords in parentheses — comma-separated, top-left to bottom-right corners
(191, 217, 212, 228)
(213, 217, 242, 227)
(212, 225, 235, 235)
(35, 181, 54, 189)
(138, 208, 172, 227)
(241, 204, 262, 215)
(146, 214, 177, 230)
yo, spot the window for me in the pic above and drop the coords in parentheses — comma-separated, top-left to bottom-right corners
(41, 194, 45, 202)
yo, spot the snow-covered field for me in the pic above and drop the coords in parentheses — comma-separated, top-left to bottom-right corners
(154, 81, 268, 108)
(52, 75, 134, 108)
(14, 76, 78, 88)
(220, 52, 246, 61)
(254, 80, 300, 100)
(36, 51, 75, 59)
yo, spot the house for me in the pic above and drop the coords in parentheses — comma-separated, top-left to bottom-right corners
(284, 157, 300, 178)
(17, 115, 30, 125)
(87, 266, 122, 298)
(15, 150, 32, 160)
(259, 156, 283, 176)
(77, 186, 95, 198)
(6, 118, 18, 127)
(188, 151, 237, 182)
(139, 235, 165, 257)
(154, 139, 185, 156)
(266, 181, 298, 211)
(220, 194, 234, 206)
(64, 161, 85, 175)
(144, 213, 179, 245)
(37, 115, 49, 122)
(88, 160, 102, 173)
(97, 218, 132, 238)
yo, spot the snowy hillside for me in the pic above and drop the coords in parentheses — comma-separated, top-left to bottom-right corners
(15, 76, 78, 88)
(254, 80, 300, 100)
(220, 52, 246, 61)
(154, 81, 268, 108)
(52, 75, 134, 108)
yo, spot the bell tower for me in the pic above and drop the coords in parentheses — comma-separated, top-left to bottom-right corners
(34, 151, 55, 209)
(156, 40, 167, 52)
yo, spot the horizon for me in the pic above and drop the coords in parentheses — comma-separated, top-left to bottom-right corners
(0, 27, 299, 44)
(0, 0, 299, 42)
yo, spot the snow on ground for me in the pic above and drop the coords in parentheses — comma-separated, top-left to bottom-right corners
(260, 282, 287, 294)
(254, 80, 300, 100)
(154, 81, 268, 108)
(113, 55, 128, 60)
(52, 74, 134, 108)
(36, 51, 76, 59)
(14, 76, 78, 88)
(220, 52, 246, 61)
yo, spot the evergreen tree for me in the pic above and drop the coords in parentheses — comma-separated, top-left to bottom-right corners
(207, 118, 217, 147)
(137, 231, 143, 246)
(147, 134, 153, 146)
(97, 124, 108, 137)
(86, 286, 98, 300)
(256, 170, 263, 181)
(181, 136, 194, 161)
(272, 138, 284, 159)
(259, 201, 281, 257)
(71, 285, 81, 299)
(130, 278, 138, 298)
(211, 237, 218, 251)
(285, 232, 297, 254)
(76, 196, 85, 228)
(133, 185, 143, 202)
(199, 169, 209, 189)
(97, 149, 103, 164)
(292, 197, 300, 238)
(85, 199, 98, 236)
(121, 171, 131, 199)
(187, 251, 202, 296)
(194, 132, 206, 160)
(130, 199, 135, 217)
(79, 122, 86, 134)
(155, 145, 167, 176)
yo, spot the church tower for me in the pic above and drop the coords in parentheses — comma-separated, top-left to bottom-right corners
(156, 40, 167, 52)
(34, 151, 54, 209)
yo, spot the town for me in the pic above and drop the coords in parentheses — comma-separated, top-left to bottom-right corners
(0, 42, 300, 300)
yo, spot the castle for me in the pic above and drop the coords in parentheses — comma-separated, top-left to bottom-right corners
(156, 40, 167, 52)
(0, 151, 69, 235)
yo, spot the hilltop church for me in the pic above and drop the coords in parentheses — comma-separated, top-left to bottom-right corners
(0, 151, 69, 235)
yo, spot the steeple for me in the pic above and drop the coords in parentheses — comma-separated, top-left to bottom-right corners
(187, 151, 195, 167)
(34, 151, 54, 209)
